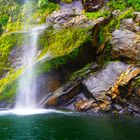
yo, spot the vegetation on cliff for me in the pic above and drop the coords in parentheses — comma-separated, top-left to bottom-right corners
(0, 26, 92, 103)
(0, 0, 59, 33)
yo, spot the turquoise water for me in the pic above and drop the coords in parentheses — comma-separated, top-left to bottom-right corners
(0, 112, 140, 140)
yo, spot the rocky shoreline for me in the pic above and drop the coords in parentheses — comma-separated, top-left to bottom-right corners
(41, 0, 140, 117)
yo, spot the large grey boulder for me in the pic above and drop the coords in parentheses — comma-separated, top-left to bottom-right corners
(82, 62, 129, 101)
(111, 29, 140, 63)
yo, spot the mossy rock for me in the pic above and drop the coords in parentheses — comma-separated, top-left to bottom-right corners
(0, 26, 94, 107)
(0, 32, 26, 76)
(35, 26, 94, 77)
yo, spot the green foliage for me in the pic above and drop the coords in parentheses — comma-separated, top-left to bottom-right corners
(0, 15, 9, 26)
(61, 0, 72, 4)
(127, 0, 140, 11)
(0, 0, 59, 33)
(0, 0, 20, 22)
(6, 22, 23, 32)
(84, 0, 138, 20)
(18, 0, 59, 24)
(37, 0, 58, 10)
(0, 68, 23, 102)
(107, 0, 126, 11)
(84, 10, 111, 19)
(107, 0, 140, 11)
(37, 29, 50, 50)
(0, 0, 21, 33)
(0, 15, 9, 34)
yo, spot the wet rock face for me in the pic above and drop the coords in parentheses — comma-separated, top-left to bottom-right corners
(40, 61, 140, 116)
(82, 62, 129, 101)
(134, 12, 140, 24)
(46, 0, 85, 29)
(60, 0, 83, 13)
(82, 0, 108, 12)
(123, 18, 140, 32)
(46, 0, 109, 29)
(46, 9, 94, 29)
(111, 29, 140, 63)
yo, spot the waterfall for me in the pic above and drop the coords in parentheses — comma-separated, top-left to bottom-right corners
(15, 26, 47, 109)
(14, 0, 46, 110)
(15, 27, 42, 109)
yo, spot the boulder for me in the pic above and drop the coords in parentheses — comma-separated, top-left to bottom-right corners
(38, 62, 99, 110)
(122, 18, 140, 32)
(82, 62, 129, 102)
(39, 61, 140, 115)
(82, 61, 140, 113)
(134, 12, 140, 24)
(39, 81, 82, 107)
(46, 0, 84, 29)
(111, 29, 140, 63)
(60, 0, 83, 13)
(46, 9, 95, 29)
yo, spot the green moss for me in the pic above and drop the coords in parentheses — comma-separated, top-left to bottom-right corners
(48, 27, 92, 57)
(127, 0, 140, 11)
(38, 27, 92, 60)
(36, 27, 92, 76)
(0, 0, 59, 33)
(0, 68, 23, 102)
(61, 0, 72, 4)
(37, 28, 51, 51)
(107, 0, 126, 11)
(133, 77, 140, 88)
(0, 26, 92, 101)
(108, 8, 134, 31)
(0, 32, 24, 75)
(35, 47, 81, 76)
(95, 8, 134, 63)
(6, 21, 23, 32)
(32, 2, 59, 24)
(104, 43, 112, 62)
(69, 63, 92, 81)
(118, 8, 134, 20)
(107, 0, 140, 11)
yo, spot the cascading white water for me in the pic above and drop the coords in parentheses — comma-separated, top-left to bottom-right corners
(15, 26, 46, 109)
(13, 0, 45, 110)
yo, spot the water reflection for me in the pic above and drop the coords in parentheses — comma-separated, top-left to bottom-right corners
(0, 114, 140, 140)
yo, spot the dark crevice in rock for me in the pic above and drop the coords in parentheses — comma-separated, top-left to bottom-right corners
(82, 0, 109, 12)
